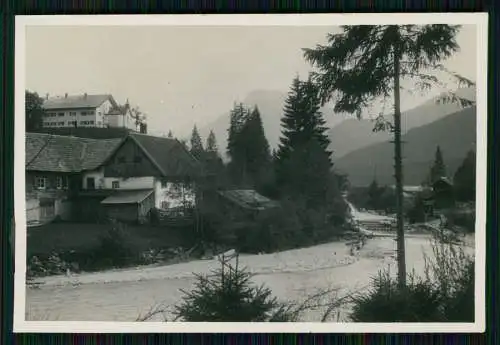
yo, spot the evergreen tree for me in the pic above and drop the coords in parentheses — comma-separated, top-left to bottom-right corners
(276, 77, 335, 207)
(304, 24, 461, 287)
(453, 150, 476, 202)
(240, 106, 272, 190)
(200, 130, 226, 190)
(367, 179, 381, 209)
(226, 103, 250, 185)
(428, 146, 447, 184)
(190, 125, 204, 159)
(277, 77, 331, 164)
(206, 130, 218, 153)
(167, 130, 174, 138)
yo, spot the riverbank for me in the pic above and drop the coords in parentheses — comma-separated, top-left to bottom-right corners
(26, 232, 475, 322)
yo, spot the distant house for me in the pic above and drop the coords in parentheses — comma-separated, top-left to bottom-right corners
(42, 93, 135, 130)
(389, 185, 424, 198)
(25, 132, 202, 225)
(432, 177, 454, 208)
(106, 102, 137, 131)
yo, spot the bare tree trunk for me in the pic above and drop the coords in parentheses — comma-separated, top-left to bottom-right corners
(393, 39, 407, 288)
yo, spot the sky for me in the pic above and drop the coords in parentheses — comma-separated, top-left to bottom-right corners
(25, 24, 477, 138)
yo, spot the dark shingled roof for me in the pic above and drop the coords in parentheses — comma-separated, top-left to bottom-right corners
(26, 133, 123, 172)
(129, 133, 202, 178)
(43, 94, 117, 110)
(218, 190, 280, 211)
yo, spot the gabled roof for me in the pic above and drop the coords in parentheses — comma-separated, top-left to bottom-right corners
(43, 94, 117, 110)
(218, 189, 280, 211)
(26, 132, 123, 172)
(127, 133, 202, 178)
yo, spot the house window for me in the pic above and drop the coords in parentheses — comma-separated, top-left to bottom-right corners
(112, 181, 120, 189)
(35, 176, 47, 190)
(87, 177, 95, 190)
(70, 112, 76, 116)
(81, 111, 87, 115)
(56, 176, 68, 189)
(58, 112, 64, 116)
(56, 176, 63, 189)
(134, 156, 142, 163)
(58, 121, 65, 126)
(88, 110, 95, 115)
(89, 120, 95, 125)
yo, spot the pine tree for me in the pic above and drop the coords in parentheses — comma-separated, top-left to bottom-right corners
(206, 130, 218, 153)
(368, 179, 381, 209)
(201, 130, 225, 189)
(428, 146, 447, 184)
(277, 77, 331, 164)
(240, 106, 272, 190)
(453, 150, 476, 202)
(304, 24, 461, 287)
(276, 77, 335, 207)
(190, 125, 204, 160)
(226, 103, 250, 185)
(167, 130, 174, 138)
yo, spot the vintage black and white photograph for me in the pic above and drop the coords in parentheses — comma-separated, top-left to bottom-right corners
(14, 14, 487, 333)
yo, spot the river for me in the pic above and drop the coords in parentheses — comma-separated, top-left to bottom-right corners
(25, 204, 473, 322)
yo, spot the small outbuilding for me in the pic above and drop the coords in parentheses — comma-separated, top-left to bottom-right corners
(101, 189, 155, 224)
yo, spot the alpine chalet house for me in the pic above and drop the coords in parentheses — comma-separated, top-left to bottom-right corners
(25, 133, 123, 226)
(25, 132, 202, 225)
(42, 93, 135, 130)
(93, 132, 202, 224)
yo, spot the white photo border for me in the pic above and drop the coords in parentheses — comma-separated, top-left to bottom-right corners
(14, 13, 488, 333)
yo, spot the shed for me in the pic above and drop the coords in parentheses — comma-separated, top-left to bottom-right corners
(216, 189, 280, 220)
(101, 189, 155, 224)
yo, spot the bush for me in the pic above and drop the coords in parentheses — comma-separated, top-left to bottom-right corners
(444, 209, 475, 233)
(87, 221, 139, 269)
(235, 207, 305, 254)
(349, 235, 474, 322)
(172, 255, 297, 321)
(350, 270, 443, 322)
(27, 253, 70, 278)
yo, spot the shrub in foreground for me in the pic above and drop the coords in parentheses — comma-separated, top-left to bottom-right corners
(172, 255, 295, 321)
(90, 221, 138, 269)
(349, 235, 474, 322)
(134, 254, 348, 322)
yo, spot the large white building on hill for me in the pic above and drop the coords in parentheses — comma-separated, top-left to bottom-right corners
(42, 93, 137, 131)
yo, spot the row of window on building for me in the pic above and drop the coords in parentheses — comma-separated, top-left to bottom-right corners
(35, 176, 69, 190)
(43, 120, 101, 127)
(34, 175, 122, 190)
(45, 111, 97, 117)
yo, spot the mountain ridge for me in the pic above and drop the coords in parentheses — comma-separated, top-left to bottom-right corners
(334, 106, 477, 187)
